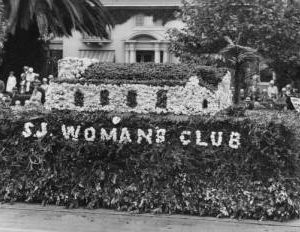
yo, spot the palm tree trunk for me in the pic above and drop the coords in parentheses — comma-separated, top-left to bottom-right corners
(233, 64, 241, 105)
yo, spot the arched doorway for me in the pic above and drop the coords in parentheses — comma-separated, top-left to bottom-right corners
(124, 33, 170, 64)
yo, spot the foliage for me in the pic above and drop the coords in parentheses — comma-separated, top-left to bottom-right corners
(3, 0, 113, 38)
(0, 109, 299, 221)
(0, 0, 6, 43)
(219, 37, 260, 104)
(168, 0, 300, 86)
(81, 63, 227, 87)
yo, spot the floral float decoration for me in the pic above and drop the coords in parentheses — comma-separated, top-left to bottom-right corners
(58, 57, 98, 80)
(46, 59, 233, 115)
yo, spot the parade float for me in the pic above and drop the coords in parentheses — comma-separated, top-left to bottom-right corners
(0, 58, 299, 221)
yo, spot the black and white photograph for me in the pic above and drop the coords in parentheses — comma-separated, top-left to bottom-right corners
(0, 0, 300, 231)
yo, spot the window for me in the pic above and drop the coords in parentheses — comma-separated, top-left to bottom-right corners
(203, 99, 208, 109)
(100, 90, 109, 106)
(136, 15, 153, 26)
(127, 90, 137, 108)
(74, 89, 84, 107)
(160, 51, 164, 63)
(136, 15, 144, 26)
(156, 90, 168, 109)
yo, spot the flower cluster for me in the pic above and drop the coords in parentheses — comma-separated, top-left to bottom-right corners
(22, 121, 242, 149)
(58, 57, 98, 80)
(45, 74, 232, 115)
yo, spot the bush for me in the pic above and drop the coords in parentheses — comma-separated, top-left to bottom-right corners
(0, 110, 299, 221)
(80, 63, 227, 87)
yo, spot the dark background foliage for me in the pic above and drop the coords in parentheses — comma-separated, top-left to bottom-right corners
(0, 109, 299, 221)
(0, 23, 46, 83)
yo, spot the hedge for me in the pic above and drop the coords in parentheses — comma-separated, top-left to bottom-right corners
(80, 63, 227, 87)
(0, 109, 300, 221)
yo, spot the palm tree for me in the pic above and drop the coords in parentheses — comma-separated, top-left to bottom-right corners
(219, 36, 260, 105)
(0, 0, 113, 78)
(2, 0, 112, 38)
(0, 0, 6, 46)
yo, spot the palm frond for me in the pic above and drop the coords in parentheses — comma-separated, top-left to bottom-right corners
(4, 0, 113, 38)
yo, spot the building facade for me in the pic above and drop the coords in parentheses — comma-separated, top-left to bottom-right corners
(48, 0, 182, 68)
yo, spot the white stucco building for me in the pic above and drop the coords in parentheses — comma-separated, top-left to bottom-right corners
(48, 0, 183, 66)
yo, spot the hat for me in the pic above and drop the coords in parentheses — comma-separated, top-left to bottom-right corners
(282, 88, 287, 92)
(245, 97, 251, 102)
(33, 80, 41, 86)
(270, 80, 274, 85)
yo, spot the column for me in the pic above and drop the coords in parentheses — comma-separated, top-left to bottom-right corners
(154, 43, 160, 64)
(125, 44, 130, 64)
(129, 43, 136, 63)
(163, 50, 169, 63)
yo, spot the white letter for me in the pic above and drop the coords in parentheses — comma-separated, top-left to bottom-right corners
(35, 122, 48, 138)
(119, 128, 132, 144)
(100, 128, 117, 142)
(156, 129, 166, 144)
(180, 131, 191, 146)
(210, 132, 223, 147)
(137, 129, 153, 144)
(196, 131, 208, 146)
(229, 132, 241, 149)
(61, 125, 81, 141)
(22, 122, 34, 138)
(84, 127, 96, 142)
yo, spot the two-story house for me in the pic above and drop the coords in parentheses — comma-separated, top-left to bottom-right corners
(48, 0, 182, 69)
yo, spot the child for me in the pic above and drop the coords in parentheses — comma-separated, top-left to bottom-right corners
(41, 78, 49, 93)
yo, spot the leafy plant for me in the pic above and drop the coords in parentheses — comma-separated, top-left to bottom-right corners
(81, 63, 227, 88)
(168, 0, 300, 87)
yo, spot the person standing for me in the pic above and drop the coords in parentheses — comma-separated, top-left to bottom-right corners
(285, 84, 295, 110)
(25, 68, 35, 93)
(6, 71, 17, 93)
(267, 80, 279, 100)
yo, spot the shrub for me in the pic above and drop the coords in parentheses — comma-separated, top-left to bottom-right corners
(81, 63, 227, 87)
(0, 109, 299, 221)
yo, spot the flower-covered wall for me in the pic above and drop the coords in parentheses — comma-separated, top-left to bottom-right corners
(58, 58, 99, 80)
(45, 72, 232, 115)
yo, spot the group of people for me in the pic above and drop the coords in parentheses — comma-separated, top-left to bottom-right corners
(240, 71, 297, 110)
(0, 66, 54, 108)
